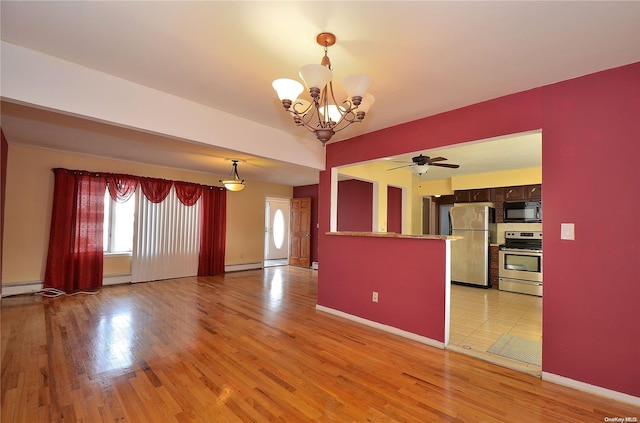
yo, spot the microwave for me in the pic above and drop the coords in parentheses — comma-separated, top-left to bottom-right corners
(503, 201, 542, 223)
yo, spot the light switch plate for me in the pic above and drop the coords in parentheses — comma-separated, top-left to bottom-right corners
(561, 223, 575, 240)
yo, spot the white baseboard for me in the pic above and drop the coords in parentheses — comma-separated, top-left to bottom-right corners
(1, 281, 43, 297)
(542, 371, 640, 406)
(225, 262, 263, 272)
(315, 304, 445, 349)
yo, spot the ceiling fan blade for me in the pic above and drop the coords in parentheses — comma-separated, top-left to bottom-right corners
(430, 163, 460, 168)
(428, 157, 447, 163)
(387, 164, 414, 171)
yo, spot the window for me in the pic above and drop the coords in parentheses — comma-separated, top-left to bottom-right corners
(103, 190, 135, 253)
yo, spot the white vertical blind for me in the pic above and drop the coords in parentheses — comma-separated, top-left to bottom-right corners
(132, 185, 201, 283)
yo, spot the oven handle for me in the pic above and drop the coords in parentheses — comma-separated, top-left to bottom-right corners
(499, 248, 542, 255)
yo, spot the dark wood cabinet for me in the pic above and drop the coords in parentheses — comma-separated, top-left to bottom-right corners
(495, 202, 504, 223)
(453, 185, 540, 224)
(471, 188, 491, 202)
(494, 188, 505, 222)
(454, 190, 471, 203)
(454, 188, 491, 203)
(504, 185, 525, 201)
(525, 184, 542, 200)
(490, 245, 500, 289)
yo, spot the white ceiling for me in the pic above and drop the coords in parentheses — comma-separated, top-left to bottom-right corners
(1, 1, 639, 185)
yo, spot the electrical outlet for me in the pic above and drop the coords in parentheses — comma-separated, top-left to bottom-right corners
(372, 291, 379, 302)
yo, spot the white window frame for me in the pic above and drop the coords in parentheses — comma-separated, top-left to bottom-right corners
(103, 189, 135, 256)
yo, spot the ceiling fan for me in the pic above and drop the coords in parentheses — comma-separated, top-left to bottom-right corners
(388, 154, 460, 175)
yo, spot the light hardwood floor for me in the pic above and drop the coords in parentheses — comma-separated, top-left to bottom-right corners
(2, 266, 638, 422)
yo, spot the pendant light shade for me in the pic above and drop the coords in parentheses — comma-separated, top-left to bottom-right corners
(220, 160, 245, 192)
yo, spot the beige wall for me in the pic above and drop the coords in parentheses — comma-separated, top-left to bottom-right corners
(2, 144, 292, 285)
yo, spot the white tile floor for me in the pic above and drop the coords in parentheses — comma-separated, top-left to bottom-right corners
(448, 284, 542, 375)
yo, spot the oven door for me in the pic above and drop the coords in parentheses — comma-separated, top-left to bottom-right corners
(498, 248, 543, 282)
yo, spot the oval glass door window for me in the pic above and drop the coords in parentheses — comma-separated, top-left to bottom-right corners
(273, 209, 285, 249)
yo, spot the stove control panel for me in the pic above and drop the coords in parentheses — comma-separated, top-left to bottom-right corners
(504, 231, 542, 240)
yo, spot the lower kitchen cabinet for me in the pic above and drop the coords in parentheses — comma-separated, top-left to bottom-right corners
(490, 245, 500, 289)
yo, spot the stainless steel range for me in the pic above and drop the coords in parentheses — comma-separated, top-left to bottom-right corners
(499, 231, 542, 296)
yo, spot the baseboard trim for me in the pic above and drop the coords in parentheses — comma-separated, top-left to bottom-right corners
(1, 281, 44, 297)
(315, 304, 445, 350)
(542, 371, 640, 406)
(225, 262, 263, 272)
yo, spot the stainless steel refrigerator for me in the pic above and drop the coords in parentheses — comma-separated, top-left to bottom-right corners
(449, 205, 495, 287)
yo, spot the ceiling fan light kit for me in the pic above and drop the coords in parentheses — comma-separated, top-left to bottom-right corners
(219, 160, 245, 191)
(272, 32, 375, 146)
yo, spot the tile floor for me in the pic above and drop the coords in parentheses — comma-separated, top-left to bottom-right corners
(447, 284, 542, 375)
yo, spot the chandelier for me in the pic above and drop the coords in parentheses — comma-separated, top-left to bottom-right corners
(219, 160, 245, 191)
(272, 32, 375, 146)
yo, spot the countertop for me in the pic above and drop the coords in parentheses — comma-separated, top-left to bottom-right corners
(326, 231, 460, 240)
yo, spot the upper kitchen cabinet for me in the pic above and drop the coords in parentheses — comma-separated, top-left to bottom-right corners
(454, 188, 492, 203)
(525, 184, 542, 200)
(471, 188, 492, 202)
(504, 185, 525, 201)
(454, 189, 471, 203)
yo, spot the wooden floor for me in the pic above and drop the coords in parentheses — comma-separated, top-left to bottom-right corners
(2, 267, 638, 422)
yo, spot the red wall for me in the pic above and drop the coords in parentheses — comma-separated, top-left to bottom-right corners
(337, 179, 373, 232)
(292, 184, 319, 264)
(387, 186, 402, 233)
(320, 234, 447, 341)
(318, 63, 640, 397)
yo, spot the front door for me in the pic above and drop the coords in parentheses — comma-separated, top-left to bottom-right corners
(289, 197, 311, 268)
(265, 198, 290, 261)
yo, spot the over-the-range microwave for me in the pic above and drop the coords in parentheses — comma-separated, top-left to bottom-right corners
(503, 200, 542, 223)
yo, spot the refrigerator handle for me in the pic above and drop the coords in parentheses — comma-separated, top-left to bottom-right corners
(448, 210, 453, 235)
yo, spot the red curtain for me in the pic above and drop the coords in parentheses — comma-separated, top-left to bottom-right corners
(175, 181, 202, 206)
(44, 169, 106, 291)
(139, 177, 173, 203)
(106, 174, 138, 202)
(198, 186, 226, 276)
(45, 169, 226, 286)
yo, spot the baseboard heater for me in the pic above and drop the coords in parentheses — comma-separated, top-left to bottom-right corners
(2, 281, 43, 297)
(224, 262, 263, 272)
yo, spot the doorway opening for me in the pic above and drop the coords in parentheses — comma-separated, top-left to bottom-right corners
(442, 131, 542, 375)
(264, 197, 290, 268)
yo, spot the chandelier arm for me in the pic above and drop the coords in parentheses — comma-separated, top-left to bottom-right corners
(320, 86, 331, 129)
(291, 100, 313, 116)
(327, 81, 347, 117)
(285, 105, 324, 133)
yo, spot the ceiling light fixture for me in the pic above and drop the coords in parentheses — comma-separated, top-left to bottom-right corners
(220, 160, 245, 191)
(415, 165, 429, 175)
(272, 32, 375, 146)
